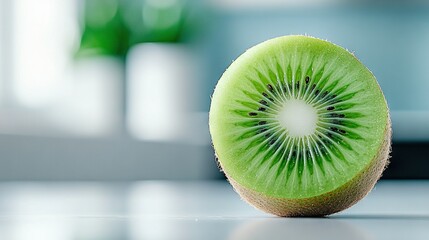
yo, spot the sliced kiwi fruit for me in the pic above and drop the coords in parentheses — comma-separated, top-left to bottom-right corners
(209, 35, 391, 217)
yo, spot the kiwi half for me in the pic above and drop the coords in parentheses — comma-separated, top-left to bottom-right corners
(209, 35, 391, 217)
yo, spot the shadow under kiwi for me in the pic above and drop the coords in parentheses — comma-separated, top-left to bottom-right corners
(228, 217, 374, 240)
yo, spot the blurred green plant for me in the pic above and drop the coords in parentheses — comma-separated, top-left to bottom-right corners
(77, 0, 197, 58)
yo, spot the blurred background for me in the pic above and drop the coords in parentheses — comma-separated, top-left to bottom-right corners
(0, 0, 428, 181)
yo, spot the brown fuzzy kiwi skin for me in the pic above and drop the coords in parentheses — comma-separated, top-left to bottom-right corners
(220, 118, 391, 217)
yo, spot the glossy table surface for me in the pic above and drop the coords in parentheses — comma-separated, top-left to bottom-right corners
(0, 180, 427, 240)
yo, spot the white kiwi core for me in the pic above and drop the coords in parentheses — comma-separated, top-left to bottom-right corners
(277, 99, 318, 137)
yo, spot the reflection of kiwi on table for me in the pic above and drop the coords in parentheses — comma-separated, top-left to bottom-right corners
(210, 35, 391, 217)
(228, 219, 373, 240)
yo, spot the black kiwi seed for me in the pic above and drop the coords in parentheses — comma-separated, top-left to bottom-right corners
(329, 94, 338, 102)
(259, 128, 267, 133)
(315, 90, 320, 95)
(339, 129, 346, 134)
(332, 119, 342, 125)
(259, 100, 268, 106)
(330, 127, 338, 132)
(262, 92, 274, 102)
(258, 107, 266, 112)
(269, 139, 276, 145)
(311, 84, 316, 90)
(259, 121, 267, 125)
(327, 106, 335, 111)
(321, 91, 328, 98)
(329, 113, 345, 118)
(305, 76, 310, 84)
(249, 112, 257, 116)
(267, 84, 274, 92)
(296, 81, 300, 89)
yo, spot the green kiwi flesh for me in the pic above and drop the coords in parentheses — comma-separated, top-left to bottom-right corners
(209, 35, 391, 217)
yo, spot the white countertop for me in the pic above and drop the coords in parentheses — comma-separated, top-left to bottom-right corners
(0, 180, 427, 240)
